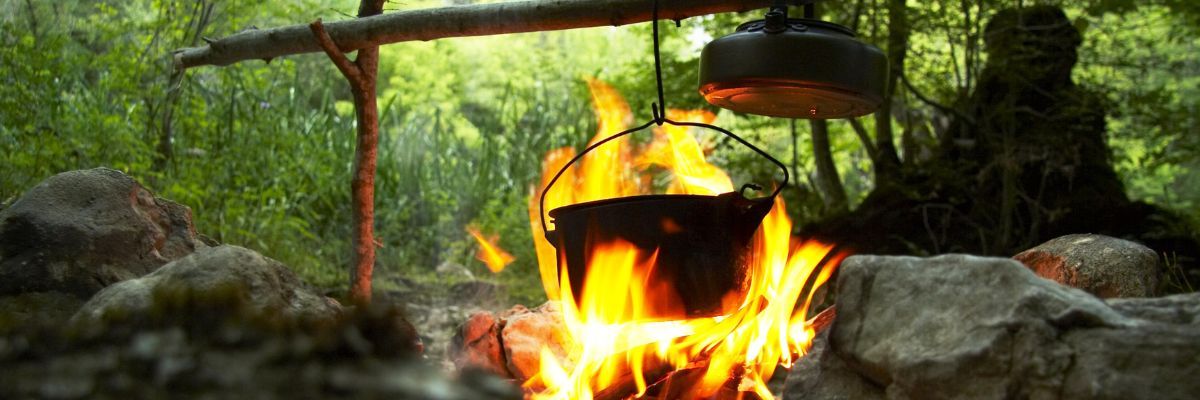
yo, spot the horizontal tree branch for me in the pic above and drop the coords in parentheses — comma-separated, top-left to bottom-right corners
(174, 0, 813, 70)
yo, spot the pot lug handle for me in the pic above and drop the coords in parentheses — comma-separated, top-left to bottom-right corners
(740, 183, 763, 197)
(538, 119, 790, 242)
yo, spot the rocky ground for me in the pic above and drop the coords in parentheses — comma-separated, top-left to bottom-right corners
(0, 168, 519, 399)
(5, 168, 1198, 399)
(373, 268, 514, 371)
(452, 231, 1200, 399)
(785, 254, 1200, 399)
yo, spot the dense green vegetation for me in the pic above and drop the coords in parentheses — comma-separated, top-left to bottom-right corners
(2, 0, 1197, 304)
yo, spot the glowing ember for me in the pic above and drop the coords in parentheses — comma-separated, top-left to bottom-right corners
(467, 225, 516, 273)
(525, 79, 843, 399)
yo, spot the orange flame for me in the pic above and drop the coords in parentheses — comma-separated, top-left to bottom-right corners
(636, 108, 733, 195)
(579, 78, 638, 203)
(466, 225, 515, 273)
(525, 79, 843, 399)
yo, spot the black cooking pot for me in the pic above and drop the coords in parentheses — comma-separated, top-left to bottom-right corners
(698, 12, 888, 119)
(539, 120, 787, 321)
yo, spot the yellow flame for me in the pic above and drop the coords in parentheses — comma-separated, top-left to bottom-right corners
(529, 147, 577, 299)
(636, 108, 733, 195)
(526, 79, 843, 399)
(466, 225, 516, 273)
(579, 78, 638, 203)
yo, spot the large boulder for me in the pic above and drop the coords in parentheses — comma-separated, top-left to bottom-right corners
(783, 330, 884, 400)
(74, 245, 340, 322)
(0, 168, 202, 298)
(1014, 233, 1160, 298)
(830, 254, 1200, 399)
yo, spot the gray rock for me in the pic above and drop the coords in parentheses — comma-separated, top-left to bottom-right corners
(0, 292, 84, 331)
(1, 312, 513, 400)
(1106, 292, 1200, 324)
(830, 254, 1200, 400)
(1013, 234, 1159, 298)
(74, 245, 340, 322)
(0, 168, 203, 298)
(437, 261, 475, 280)
(783, 330, 884, 400)
(450, 280, 505, 309)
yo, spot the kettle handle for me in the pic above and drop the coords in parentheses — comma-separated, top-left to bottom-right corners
(539, 117, 790, 240)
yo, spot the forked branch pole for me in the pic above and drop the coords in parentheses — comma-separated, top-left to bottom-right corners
(173, 0, 780, 70)
(309, 20, 364, 86)
(310, 15, 382, 305)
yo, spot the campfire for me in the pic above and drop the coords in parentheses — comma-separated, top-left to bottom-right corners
(503, 79, 845, 399)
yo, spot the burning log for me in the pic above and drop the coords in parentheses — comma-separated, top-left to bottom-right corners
(591, 306, 837, 400)
(807, 305, 836, 334)
(637, 365, 763, 400)
(452, 305, 837, 399)
(591, 349, 692, 400)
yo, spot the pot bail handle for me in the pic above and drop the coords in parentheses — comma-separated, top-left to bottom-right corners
(538, 118, 790, 241)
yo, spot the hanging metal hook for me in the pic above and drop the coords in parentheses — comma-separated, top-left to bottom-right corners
(536, 0, 792, 237)
(651, 0, 667, 125)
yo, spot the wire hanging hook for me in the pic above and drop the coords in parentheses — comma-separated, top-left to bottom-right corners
(651, 0, 666, 125)
(536, 0, 792, 238)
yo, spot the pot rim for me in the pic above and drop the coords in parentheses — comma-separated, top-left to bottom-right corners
(548, 193, 766, 218)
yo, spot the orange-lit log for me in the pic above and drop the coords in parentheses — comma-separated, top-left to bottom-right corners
(591, 306, 836, 400)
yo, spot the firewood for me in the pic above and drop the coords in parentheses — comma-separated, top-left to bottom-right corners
(808, 305, 836, 336)
(593, 357, 679, 400)
(592, 307, 837, 400)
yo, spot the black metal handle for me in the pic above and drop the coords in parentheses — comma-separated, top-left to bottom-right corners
(538, 117, 790, 239)
(537, 0, 790, 240)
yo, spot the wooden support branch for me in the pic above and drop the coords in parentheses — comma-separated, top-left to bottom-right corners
(309, 19, 364, 86)
(174, 0, 791, 70)
(308, 3, 384, 305)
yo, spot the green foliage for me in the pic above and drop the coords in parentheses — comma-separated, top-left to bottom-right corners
(1074, 6, 1200, 218)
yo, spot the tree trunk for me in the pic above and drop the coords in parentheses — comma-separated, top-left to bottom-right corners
(153, 69, 183, 173)
(174, 0, 773, 70)
(848, 117, 878, 164)
(811, 119, 848, 213)
(872, 0, 908, 182)
(154, 1, 214, 173)
(310, 0, 384, 305)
